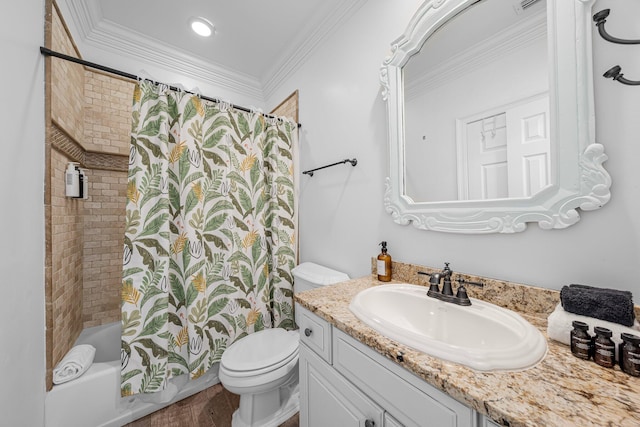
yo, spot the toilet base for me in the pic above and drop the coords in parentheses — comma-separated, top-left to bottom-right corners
(231, 382, 299, 427)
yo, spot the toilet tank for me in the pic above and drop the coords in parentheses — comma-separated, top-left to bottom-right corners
(291, 262, 349, 294)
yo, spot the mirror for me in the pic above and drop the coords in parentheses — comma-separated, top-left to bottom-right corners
(380, 0, 611, 233)
(404, 0, 549, 202)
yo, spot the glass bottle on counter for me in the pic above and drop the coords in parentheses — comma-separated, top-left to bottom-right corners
(570, 321, 592, 360)
(377, 241, 392, 282)
(593, 327, 616, 368)
(620, 332, 640, 376)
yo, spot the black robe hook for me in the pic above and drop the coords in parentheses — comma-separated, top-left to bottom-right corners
(602, 66, 640, 86)
(593, 9, 640, 45)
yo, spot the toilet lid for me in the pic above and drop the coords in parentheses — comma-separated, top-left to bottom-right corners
(221, 328, 299, 373)
(292, 262, 350, 286)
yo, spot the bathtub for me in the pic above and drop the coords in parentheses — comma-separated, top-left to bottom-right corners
(45, 321, 220, 427)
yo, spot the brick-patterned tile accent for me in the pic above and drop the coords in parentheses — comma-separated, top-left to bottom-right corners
(84, 71, 134, 156)
(85, 151, 128, 172)
(46, 2, 132, 388)
(51, 125, 84, 164)
(82, 169, 127, 327)
(270, 90, 299, 123)
(51, 6, 84, 145)
(50, 148, 84, 374)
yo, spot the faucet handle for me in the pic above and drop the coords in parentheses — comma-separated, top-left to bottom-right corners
(418, 271, 441, 296)
(442, 262, 452, 274)
(418, 271, 441, 284)
(456, 276, 484, 288)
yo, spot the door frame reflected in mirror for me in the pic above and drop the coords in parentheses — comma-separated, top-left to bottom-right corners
(403, 0, 549, 203)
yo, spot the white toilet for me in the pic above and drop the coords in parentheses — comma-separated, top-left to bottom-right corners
(219, 262, 349, 427)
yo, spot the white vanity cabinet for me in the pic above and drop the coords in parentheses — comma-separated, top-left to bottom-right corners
(299, 344, 384, 426)
(297, 304, 481, 427)
(480, 417, 501, 427)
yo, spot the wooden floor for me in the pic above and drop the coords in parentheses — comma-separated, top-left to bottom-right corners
(124, 383, 299, 427)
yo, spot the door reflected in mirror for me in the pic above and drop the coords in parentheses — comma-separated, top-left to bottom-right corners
(403, 0, 548, 202)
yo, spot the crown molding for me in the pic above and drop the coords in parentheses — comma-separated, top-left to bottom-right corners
(56, 0, 264, 101)
(261, 0, 369, 100)
(405, 11, 546, 100)
(87, 18, 264, 100)
(56, 0, 365, 104)
(57, 0, 100, 42)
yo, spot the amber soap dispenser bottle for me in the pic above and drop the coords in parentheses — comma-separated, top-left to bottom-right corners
(377, 241, 392, 282)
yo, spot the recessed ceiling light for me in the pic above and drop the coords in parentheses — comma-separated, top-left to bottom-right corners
(189, 17, 215, 38)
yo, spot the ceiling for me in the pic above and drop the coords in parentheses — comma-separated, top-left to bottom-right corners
(56, 0, 366, 101)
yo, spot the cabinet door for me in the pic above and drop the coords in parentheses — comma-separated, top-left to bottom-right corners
(296, 303, 332, 363)
(385, 413, 404, 427)
(300, 343, 383, 427)
(333, 329, 476, 427)
(479, 415, 501, 427)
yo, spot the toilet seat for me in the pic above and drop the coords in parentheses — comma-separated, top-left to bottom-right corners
(221, 348, 299, 378)
(217, 263, 348, 427)
(221, 328, 299, 377)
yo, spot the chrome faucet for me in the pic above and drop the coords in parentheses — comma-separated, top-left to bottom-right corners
(418, 262, 484, 306)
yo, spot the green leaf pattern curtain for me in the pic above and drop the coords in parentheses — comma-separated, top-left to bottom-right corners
(121, 82, 297, 396)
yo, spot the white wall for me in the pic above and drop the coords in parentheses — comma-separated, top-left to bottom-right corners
(2, 0, 639, 423)
(0, 1, 46, 425)
(267, 0, 640, 294)
(405, 36, 547, 201)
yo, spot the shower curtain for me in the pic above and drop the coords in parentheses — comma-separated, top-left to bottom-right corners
(121, 81, 297, 396)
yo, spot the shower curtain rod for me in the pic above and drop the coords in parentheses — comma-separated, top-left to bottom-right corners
(40, 47, 302, 128)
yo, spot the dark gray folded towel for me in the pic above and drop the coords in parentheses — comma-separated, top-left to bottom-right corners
(560, 284, 635, 327)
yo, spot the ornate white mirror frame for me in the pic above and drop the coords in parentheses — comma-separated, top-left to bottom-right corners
(380, 0, 611, 233)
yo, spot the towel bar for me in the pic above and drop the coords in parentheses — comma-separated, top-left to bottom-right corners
(302, 158, 357, 177)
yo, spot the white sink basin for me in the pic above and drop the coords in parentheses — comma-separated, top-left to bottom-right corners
(349, 284, 547, 371)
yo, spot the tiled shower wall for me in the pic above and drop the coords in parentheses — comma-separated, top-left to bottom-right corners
(82, 169, 128, 328)
(271, 90, 299, 122)
(50, 3, 83, 144)
(46, 2, 130, 388)
(81, 71, 131, 328)
(83, 71, 132, 157)
(46, 3, 85, 388)
(50, 146, 84, 373)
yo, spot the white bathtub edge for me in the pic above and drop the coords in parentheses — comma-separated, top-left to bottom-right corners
(46, 321, 221, 427)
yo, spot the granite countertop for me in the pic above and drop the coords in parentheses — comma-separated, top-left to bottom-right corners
(294, 276, 640, 427)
